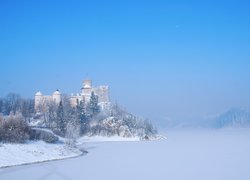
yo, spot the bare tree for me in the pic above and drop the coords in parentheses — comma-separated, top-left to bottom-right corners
(20, 98, 34, 122)
(0, 98, 3, 114)
(65, 121, 81, 147)
(46, 101, 57, 128)
(4, 93, 21, 115)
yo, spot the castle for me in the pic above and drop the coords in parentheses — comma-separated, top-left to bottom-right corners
(34, 80, 111, 112)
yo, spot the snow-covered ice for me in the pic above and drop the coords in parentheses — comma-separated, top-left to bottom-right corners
(1, 129, 250, 180)
(78, 135, 140, 143)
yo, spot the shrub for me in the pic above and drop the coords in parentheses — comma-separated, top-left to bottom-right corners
(30, 129, 59, 143)
(52, 128, 65, 137)
(0, 115, 31, 143)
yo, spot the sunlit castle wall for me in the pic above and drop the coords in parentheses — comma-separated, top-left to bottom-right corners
(52, 90, 62, 104)
(34, 91, 43, 111)
(34, 90, 62, 112)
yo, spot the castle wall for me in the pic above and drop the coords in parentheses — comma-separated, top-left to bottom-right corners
(70, 95, 85, 107)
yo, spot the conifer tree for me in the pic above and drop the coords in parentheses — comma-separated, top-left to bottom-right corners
(77, 100, 88, 134)
(87, 92, 100, 117)
(56, 101, 66, 133)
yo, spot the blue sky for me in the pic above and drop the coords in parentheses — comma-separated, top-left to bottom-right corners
(0, 0, 250, 125)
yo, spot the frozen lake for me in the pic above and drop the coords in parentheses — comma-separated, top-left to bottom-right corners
(1, 129, 250, 180)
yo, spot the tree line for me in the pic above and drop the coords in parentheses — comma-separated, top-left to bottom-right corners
(0, 92, 101, 143)
(0, 93, 34, 120)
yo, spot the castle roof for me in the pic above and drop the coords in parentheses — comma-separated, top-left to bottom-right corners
(53, 90, 61, 95)
(35, 91, 43, 96)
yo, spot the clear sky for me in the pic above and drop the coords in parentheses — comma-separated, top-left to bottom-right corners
(0, 0, 250, 126)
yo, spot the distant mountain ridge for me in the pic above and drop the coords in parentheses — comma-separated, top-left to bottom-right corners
(159, 108, 250, 129)
(214, 108, 250, 128)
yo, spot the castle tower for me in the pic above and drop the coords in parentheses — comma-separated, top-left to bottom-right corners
(52, 90, 62, 104)
(81, 80, 93, 102)
(94, 86, 110, 103)
(34, 91, 43, 111)
(83, 80, 92, 89)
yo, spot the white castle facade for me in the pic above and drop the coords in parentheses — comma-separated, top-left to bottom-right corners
(35, 80, 111, 112)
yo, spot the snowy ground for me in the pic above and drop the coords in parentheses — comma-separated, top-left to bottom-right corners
(1, 129, 250, 180)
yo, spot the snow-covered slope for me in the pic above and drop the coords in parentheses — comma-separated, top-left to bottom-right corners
(0, 135, 143, 168)
(0, 141, 82, 168)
